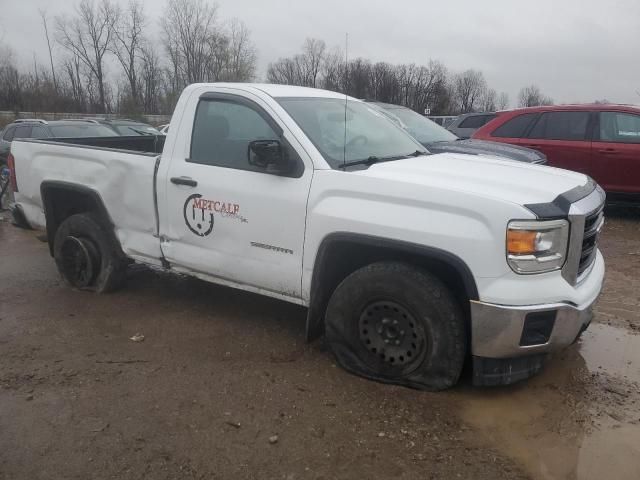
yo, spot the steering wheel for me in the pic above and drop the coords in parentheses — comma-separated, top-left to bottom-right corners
(346, 135, 368, 147)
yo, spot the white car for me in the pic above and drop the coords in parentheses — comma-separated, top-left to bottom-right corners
(8, 83, 605, 390)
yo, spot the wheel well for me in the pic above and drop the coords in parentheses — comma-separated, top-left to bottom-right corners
(305, 234, 478, 341)
(41, 182, 113, 256)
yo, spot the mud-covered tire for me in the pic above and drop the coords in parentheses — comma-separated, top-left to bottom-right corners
(53, 213, 127, 293)
(325, 262, 466, 391)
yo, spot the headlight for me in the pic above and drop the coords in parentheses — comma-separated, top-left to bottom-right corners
(506, 219, 569, 274)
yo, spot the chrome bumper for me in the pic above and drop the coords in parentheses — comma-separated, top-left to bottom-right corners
(470, 295, 599, 359)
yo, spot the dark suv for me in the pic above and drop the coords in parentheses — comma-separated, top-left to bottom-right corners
(0, 120, 117, 163)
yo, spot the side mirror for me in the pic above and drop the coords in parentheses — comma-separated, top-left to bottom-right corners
(248, 139, 290, 174)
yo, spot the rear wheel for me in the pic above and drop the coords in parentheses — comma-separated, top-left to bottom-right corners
(325, 262, 466, 391)
(54, 213, 127, 292)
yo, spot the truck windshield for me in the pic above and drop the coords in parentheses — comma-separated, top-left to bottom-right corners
(277, 97, 426, 169)
(380, 106, 458, 144)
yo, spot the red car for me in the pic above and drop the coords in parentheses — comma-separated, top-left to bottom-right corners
(473, 104, 640, 199)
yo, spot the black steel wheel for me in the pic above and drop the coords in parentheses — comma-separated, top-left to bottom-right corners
(359, 301, 427, 371)
(54, 213, 127, 292)
(58, 236, 100, 288)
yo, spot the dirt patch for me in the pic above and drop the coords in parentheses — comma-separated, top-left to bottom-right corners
(595, 205, 640, 334)
(0, 219, 524, 480)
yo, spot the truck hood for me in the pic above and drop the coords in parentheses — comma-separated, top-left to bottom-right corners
(358, 152, 588, 206)
(424, 139, 546, 164)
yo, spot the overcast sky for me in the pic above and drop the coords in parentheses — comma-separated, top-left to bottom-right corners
(1, 0, 639, 106)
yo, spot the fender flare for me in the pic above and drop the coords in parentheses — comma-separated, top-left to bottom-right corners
(305, 232, 479, 341)
(40, 181, 117, 256)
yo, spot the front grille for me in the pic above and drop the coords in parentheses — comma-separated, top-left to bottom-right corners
(578, 205, 604, 277)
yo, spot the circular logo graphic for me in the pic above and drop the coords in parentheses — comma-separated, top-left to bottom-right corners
(183, 193, 215, 237)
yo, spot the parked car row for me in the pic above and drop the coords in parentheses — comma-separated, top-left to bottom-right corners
(0, 118, 161, 163)
(473, 104, 640, 198)
(367, 102, 546, 164)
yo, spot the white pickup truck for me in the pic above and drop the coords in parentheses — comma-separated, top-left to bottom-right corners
(8, 83, 605, 390)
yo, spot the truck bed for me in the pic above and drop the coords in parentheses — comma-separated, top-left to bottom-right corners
(11, 137, 164, 264)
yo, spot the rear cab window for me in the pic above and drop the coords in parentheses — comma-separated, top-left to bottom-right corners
(491, 113, 538, 138)
(598, 112, 640, 143)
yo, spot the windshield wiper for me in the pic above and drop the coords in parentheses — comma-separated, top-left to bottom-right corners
(340, 150, 428, 169)
(410, 150, 427, 156)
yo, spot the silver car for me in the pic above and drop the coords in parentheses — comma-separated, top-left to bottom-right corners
(447, 112, 497, 139)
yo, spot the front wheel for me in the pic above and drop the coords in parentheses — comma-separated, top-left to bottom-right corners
(53, 213, 127, 293)
(325, 262, 467, 391)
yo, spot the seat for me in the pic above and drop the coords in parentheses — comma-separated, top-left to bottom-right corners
(192, 114, 233, 165)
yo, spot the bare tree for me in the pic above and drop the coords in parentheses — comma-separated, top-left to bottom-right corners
(518, 85, 553, 107)
(301, 38, 326, 88)
(497, 92, 510, 110)
(39, 9, 58, 92)
(320, 47, 345, 92)
(109, 0, 145, 109)
(267, 57, 302, 85)
(482, 88, 497, 112)
(453, 69, 487, 113)
(267, 38, 326, 87)
(140, 44, 163, 114)
(223, 19, 256, 81)
(0, 45, 22, 111)
(161, 0, 221, 86)
(56, 0, 119, 113)
(63, 54, 86, 109)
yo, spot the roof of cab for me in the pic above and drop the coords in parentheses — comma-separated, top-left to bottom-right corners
(189, 82, 353, 100)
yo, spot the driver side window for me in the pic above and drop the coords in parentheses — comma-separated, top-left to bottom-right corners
(189, 99, 280, 171)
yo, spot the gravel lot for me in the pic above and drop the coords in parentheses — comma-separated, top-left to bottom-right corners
(1, 206, 639, 480)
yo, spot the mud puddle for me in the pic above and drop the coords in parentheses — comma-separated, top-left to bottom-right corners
(581, 323, 640, 383)
(458, 323, 640, 480)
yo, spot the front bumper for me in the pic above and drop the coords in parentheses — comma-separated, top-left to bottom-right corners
(470, 268, 603, 386)
(470, 295, 597, 359)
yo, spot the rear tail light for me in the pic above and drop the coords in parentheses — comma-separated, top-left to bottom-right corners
(7, 152, 18, 192)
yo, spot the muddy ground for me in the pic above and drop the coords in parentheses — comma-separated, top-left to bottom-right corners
(0, 206, 639, 480)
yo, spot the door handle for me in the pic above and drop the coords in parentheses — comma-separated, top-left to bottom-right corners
(597, 149, 618, 155)
(524, 144, 541, 149)
(170, 176, 198, 187)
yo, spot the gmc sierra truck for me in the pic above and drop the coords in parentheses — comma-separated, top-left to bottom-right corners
(8, 83, 606, 390)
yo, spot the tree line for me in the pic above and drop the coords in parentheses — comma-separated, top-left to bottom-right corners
(0, 0, 256, 116)
(267, 38, 555, 115)
(0, 0, 555, 117)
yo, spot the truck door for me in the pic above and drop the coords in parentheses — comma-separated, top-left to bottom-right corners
(158, 89, 313, 302)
